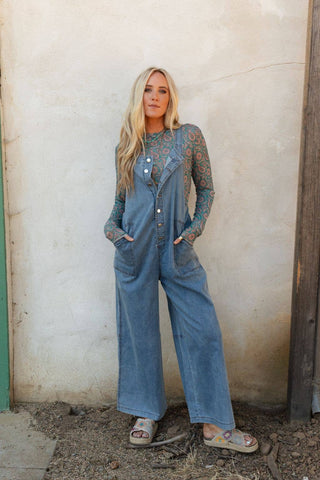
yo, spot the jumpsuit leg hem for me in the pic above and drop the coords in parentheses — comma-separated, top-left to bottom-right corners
(189, 415, 235, 430)
(117, 403, 166, 422)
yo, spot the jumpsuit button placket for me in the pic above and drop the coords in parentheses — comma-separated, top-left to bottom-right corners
(143, 157, 153, 177)
(155, 186, 165, 246)
(143, 157, 156, 189)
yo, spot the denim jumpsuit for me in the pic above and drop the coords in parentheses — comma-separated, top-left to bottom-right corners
(110, 127, 235, 429)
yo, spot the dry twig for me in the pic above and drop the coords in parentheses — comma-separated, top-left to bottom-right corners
(266, 443, 282, 480)
(151, 463, 176, 469)
(128, 432, 187, 448)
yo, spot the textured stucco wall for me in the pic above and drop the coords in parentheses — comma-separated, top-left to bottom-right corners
(1, 0, 308, 405)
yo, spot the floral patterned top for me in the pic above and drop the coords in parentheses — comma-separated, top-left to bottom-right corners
(104, 124, 215, 245)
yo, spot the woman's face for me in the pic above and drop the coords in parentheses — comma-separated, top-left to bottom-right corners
(143, 72, 170, 122)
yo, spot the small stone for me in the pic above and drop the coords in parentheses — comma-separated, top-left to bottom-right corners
(70, 406, 86, 416)
(277, 429, 286, 435)
(293, 431, 305, 440)
(283, 436, 298, 445)
(216, 459, 225, 467)
(260, 442, 272, 455)
(55, 402, 72, 417)
(161, 451, 173, 459)
(110, 461, 119, 470)
(291, 451, 301, 458)
(307, 439, 317, 447)
(221, 449, 229, 456)
(167, 425, 180, 436)
(269, 433, 278, 442)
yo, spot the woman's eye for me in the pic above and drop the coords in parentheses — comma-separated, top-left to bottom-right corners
(159, 89, 168, 94)
(144, 87, 152, 92)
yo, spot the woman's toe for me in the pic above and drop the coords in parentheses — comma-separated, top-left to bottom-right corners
(245, 434, 257, 446)
(132, 430, 149, 438)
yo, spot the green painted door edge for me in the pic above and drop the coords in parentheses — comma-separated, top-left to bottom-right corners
(0, 119, 10, 411)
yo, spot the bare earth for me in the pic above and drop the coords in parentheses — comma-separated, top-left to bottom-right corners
(17, 401, 319, 480)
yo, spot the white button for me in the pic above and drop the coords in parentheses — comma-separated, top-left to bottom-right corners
(157, 209, 161, 213)
(146, 158, 151, 163)
(144, 169, 148, 173)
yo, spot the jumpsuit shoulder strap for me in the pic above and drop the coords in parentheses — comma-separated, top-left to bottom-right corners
(174, 126, 183, 154)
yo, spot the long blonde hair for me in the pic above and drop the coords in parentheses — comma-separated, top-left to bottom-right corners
(117, 67, 180, 193)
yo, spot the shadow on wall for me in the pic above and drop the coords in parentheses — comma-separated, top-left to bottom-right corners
(225, 313, 290, 406)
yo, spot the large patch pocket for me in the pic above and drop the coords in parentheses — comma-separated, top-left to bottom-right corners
(174, 239, 201, 275)
(114, 237, 136, 277)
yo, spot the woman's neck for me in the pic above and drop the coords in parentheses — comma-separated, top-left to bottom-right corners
(145, 117, 165, 134)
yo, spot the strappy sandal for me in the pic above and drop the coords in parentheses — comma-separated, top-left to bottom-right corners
(204, 428, 258, 453)
(129, 418, 158, 445)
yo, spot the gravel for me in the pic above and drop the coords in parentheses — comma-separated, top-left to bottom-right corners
(16, 401, 320, 480)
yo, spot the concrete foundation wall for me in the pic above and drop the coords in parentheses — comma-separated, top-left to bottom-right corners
(0, 0, 308, 405)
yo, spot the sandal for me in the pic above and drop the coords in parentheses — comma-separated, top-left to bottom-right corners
(129, 418, 158, 445)
(204, 428, 258, 453)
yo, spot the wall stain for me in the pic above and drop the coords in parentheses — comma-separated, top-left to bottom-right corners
(224, 313, 291, 405)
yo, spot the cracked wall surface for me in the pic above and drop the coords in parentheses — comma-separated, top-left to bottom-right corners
(1, 0, 309, 405)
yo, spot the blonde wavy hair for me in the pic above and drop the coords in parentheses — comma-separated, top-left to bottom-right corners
(117, 67, 180, 193)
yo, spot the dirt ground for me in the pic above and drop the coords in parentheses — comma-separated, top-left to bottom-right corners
(17, 401, 319, 480)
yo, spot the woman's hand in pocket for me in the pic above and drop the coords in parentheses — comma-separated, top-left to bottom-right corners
(173, 235, 183, 245)
(124, 234, 134, 242)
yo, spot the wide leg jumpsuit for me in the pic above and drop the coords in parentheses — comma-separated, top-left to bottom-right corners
(105, 125, 235, 429)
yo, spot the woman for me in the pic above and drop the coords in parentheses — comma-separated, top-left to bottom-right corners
(104, 67, 258, 453)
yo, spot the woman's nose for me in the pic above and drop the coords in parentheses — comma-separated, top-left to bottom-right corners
(151, 91, 159, 101)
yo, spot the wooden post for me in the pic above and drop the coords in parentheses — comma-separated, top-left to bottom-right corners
(287, 0, 320, 422)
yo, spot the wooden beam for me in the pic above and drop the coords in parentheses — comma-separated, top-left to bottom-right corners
(287, 0, 320, 422)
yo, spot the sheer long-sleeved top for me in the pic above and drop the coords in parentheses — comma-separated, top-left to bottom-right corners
(104, 124, 215, 245)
